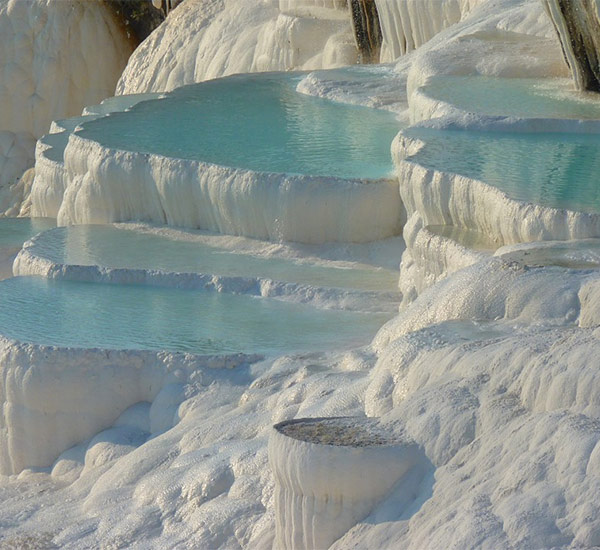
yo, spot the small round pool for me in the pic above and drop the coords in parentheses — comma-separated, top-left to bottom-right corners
(75, 72, 401, 180)
(403, 126, 600, 214)
(0, 277, 390, 355)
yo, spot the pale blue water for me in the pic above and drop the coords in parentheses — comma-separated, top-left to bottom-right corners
(0, 277, 390, 355)
(29, 225, 398, 291)
(404, 126, 600, 214)
(0, 218, 55, 248)
(83, 92, 164, 116)
(421, 76, 600, 119)
(77, 73, 401, 179)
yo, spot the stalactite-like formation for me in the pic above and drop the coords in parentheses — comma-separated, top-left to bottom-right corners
(349, 0, 383, 63)
(543, 0, 600, 92)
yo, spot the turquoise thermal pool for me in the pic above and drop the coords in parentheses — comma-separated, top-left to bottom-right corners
(0, 217, 55, 248)
(419, 76, 600, 119)
(75, 72, 402, 179)
(403, 126, 600, 214)
(0, 277, 390, 355)
(25, 225, 399, 291)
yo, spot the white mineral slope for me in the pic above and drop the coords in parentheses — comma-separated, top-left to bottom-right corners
(374, 253, 600, 349)
(0, 0, 134, 191)
(349, 321, 600, 549)
(116, 0, 357, 95)
(31, 132, 402, 244)
(296, 62, 411, 114)
(398, 214, 491, 303)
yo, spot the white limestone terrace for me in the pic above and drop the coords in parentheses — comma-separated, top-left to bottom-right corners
(31, 70, 405, 244)
(14, 224, 401, 312)
(29, 94, 165, 223)
(0, 268, 393, 475)
(5, 0, 600, 548)
(410, 74, 600, 124)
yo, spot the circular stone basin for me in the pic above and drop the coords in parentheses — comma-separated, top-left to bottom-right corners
(403, 126, 600, 214)
(419, 76, 600, 119)
(0, 217, 54, 249)
(75, 72, 402, 180)
(0, 277, 391, 355)
(274, 416, 400, 447)
(269, 416, 422, 550)
(22, 224, 399, 292)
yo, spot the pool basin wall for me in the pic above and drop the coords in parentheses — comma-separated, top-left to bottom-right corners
(393, 121, 600, 305)
(31, 132, 403, 244)
(0, 337, 258, 475)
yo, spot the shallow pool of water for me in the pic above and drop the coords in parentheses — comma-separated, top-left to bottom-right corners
(28, 225, 397, 291)
(0, 277, 390, 355)
(420, 76, 600, 119)
(404, 126, 600, 214)
(0, 218, 55, 248)
(76, 72, 402, 180)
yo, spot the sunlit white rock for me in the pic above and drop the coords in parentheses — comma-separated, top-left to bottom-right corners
(0, 0, 133, 189)
(117, 0, 357, 95)
(375, 0, 481, 61)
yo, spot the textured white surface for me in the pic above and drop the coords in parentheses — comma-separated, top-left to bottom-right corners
(0, 0, 133, 191)
(31, 132, 403, 244)
(269, 418, 424, 549)
(3, 0, 600, 548)
(0, 336, 258, 475)
(375, 0, 481, 61)
(116, 0, 357, 95)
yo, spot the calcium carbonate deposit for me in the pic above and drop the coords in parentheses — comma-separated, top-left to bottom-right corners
(2, 0, 600, 548)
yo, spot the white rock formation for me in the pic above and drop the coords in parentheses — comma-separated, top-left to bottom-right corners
(0, 0, 134, 197)
(116, 0, 358, 95)
(31, 130, 402, 244)
(393, 114, 600, 303)
(3, 0, 600, 548)
(375, 0, 483, 61)
(0, 338, 257, 475)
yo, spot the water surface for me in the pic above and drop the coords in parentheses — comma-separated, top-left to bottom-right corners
(405, 126, 600, 214)
(77, 73, 402, 179)
(28, 225, 398, 291)
(0, 277, 390, 355)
